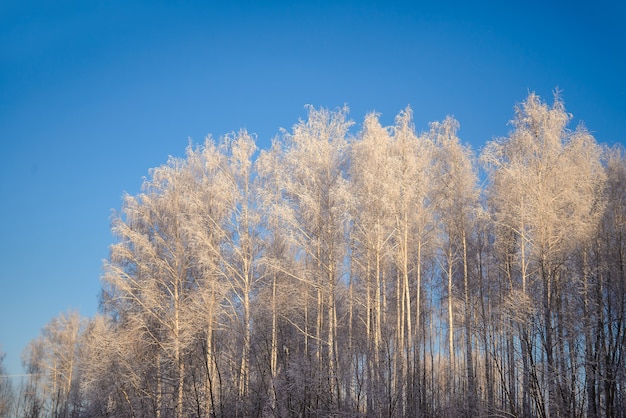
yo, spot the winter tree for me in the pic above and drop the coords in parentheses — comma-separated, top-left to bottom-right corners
(432, 116, 479, 414)
(482, 92, 606, 417)
(18, 311, 85, 418)
(258, 105, 353, 413)
(103, 153, 206, 418)
(0, 350, 14, 417)
(350, 112, 397, 415)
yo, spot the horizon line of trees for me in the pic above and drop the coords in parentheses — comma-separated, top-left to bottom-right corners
(2, 92, 625, 417)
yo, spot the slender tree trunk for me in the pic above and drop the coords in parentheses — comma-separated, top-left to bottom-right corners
(478, 244, 494, 415)
(174, 284, 184, 418)
(447, 245, 455, 395)
(304, 284, 309, 359)
(316, 248, 323, 375)
(156, 352, 162, 418)
(239, 287, 250, 402)
(205, 319, 217, 418)
(511, 317, 517, 413)
(462, 229, 476, 415)
(415, 238, 422, 416)
(396, 265, 403, 414)
(541, 257, 556, 418)
(328, 261, 338, 410)
(178, 350, 185, 418)
(238, 189, 252, 407)
(401, 215, 411, 415)
(520, 227, 531, 418)
(375, 244, 382, 377)
(347, 261, 354, 409)
(580, 250, 596, 418)
(270, 273, 278, 414)
(366, 253, 373, 415)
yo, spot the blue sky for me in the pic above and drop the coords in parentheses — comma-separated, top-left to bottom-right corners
(1, 0, 625, 376)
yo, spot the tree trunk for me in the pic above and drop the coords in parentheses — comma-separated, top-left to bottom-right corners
(462, 229, 476, 415)
(447, 245, 455, 395)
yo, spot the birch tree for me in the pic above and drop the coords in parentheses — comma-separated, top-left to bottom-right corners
(216, 130, 261, 412)
(389, 108, 436, 415)
(482, 92, 606, 417)
(181, 137, 234, 417)
(350, 112, 396, 415)
(432, 116, 479, 414)
(20, 338, 45, 418)
(18, 311, 86, 418)
(258, 136, 328, 415)
(0, 350, 14, 417)
(590, 145, 626, 416)
(79, 315, 122, 417)
(260, 105, 352, 412)
(103, 155, 204, 418)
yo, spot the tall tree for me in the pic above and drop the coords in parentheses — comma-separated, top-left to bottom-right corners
(389, 108, 436, 415)
(217, 130, 261, 412)
(0, 350, 14, 417)
(19, 311, 85, 418)
(103, 152, 209, 418)
(350, 112, 396, 415)
(432, 116, 479, 415)
(482, 92, 606, 417)
(592, 145, 626, 416)
(181, 137, 234, 417)
(261, 105, 352, 412)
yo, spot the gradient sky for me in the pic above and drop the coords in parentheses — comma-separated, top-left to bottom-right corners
(1, 0, 625, 376)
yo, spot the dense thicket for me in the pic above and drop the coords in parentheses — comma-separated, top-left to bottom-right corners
(8, 93, 626, 417)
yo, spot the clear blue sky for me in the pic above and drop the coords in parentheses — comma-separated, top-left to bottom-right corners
(1, 0, 625, 376)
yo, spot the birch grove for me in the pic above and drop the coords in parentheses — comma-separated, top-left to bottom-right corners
(11, 93, 626, 417)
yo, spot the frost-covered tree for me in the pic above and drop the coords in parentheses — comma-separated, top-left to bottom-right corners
(0, 350, 14, 417)
(101, 132, 265, 417)
(258, 134, 336, 416)
(258, 105, 352, 413)
(179, 137, 233, 417)
(589, 145, 626, 416)
(18, 311, 85, 418)
(79, 314, 122, 417)
(212, 130, 262, 413)
(19, 339, 45, 418)
(349, 108, 437, 416)
(350, 112, 396, 415)
(103, 154, 205, 418)
(389, 108, 436, 415)
(482, 92, 606, 417)
(432, 116, 479, 414)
